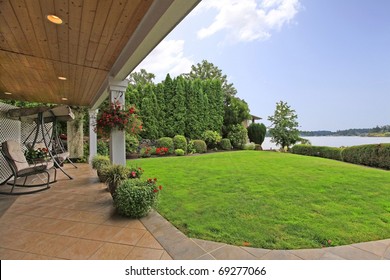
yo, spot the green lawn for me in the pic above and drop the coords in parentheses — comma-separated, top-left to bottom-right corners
(128, 151, 390, 249)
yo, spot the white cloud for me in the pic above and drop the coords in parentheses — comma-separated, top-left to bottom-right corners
(133, 40, 194, 82)
(196, 0, 300, 43)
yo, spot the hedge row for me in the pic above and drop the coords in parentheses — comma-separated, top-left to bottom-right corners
(291, 143, 390, 170)
(291, 145, 343, 161)
(342, 143, 390, 170)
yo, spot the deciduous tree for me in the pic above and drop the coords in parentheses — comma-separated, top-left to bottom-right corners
(268, 101, 300, 150)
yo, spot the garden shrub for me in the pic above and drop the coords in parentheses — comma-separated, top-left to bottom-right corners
(342, 143, 390, 170)
(201, 130, 222, 149)
(140, 146, 154, 158)
(227, 124, 248, 149)
(156, 137, 174, 154)
(91, 155, 110, 170)
(291, 145, 343, 161)
(220, 138, 232, 150)
(125, 134, 139, 154)
(255, 144, 262, 150)
(187, 141, 196, 154)
(114, 179, 161, 218)
(243, 142, 256, 150)
(97, 139, 109, 156)
(247, 123, 266, 145)
(190, 140, 207, 153)
(96, 164, 110, 183)
(173, 135, 187, 153)
(175, 149, 185, 156)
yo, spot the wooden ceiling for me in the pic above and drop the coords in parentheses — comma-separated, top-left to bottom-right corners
(0, 0, 200, 107)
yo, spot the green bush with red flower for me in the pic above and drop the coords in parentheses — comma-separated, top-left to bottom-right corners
(95, 101, 142, 137)
(128, 166, 144, 179)
(114, 178, 163, 218)
(155, 147, 169, 156)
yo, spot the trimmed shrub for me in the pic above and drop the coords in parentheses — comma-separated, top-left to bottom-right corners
(175, 149, 185, 156)
(173, 135, 187, 153)
(220, 138, 232, 150)
(201, 130, 222, 149)
(243, 142, 256, 150)
(342, 143, 390, 170)
(227, 124, 248, 149)
(190, 140, 207, 153)
(91, 155, 110, 170)
(156, 137, 174, 154)
(125, 134, 139, 154)
(247, 123, 267, 145)
(291, 145, 343, 161)
(114, 179, 161, 218)
(97, 164, 110, 183)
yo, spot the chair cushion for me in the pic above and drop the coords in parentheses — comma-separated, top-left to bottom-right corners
(2, 140, 30, 171)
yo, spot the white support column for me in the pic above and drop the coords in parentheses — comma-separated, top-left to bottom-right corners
(88, 109, 98, 164)
(108, 77, 128, 166)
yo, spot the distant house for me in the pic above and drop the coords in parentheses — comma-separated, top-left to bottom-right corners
(242, 114, 262, 128)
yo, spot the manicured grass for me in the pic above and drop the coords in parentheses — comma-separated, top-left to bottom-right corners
(128, 151, 390, 249)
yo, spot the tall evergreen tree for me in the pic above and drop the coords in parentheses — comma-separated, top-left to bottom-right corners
(163, 74, 176, 137)
(171, 76, 186, 136)
(204, 79, 224, 132)
(185, 79, 204, 139)
(139, 85, 159, 139)
(154, 83, 165, 138)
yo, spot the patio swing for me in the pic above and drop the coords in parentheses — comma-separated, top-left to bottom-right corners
(0, 139, 57, 194)
(5, 105, 77, 181)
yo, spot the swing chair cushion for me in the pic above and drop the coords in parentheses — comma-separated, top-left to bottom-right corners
(1, 140, 52, 176)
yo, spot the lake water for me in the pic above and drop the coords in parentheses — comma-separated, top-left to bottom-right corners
(262, 136, 390, 150)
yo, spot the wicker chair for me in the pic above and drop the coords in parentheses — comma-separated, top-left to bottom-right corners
(1, 140, 56, 194)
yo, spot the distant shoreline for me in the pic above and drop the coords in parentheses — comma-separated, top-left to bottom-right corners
(298, 134, 390, 138)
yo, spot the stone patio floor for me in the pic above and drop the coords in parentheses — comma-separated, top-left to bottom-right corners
(0, 164, 389, 260)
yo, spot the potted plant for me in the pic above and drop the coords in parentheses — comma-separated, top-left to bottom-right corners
(114, 178, 163, 218)
(24, 147, 50, 164)
(104, 164, 130, 197)
(91, 155, 110, 182)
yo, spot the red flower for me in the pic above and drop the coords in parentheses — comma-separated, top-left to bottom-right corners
(158, 185, 162, 190)
(131, 171, 136, 178)
(153, 189, 158, 193)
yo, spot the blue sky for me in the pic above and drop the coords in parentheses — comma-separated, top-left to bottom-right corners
(134, 0, 390, 131)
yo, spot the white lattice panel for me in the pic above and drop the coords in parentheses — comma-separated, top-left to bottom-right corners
(0, 102, 21, 183)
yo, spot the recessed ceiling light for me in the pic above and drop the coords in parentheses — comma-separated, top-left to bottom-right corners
(4, 92, 12, 95)
(61, 97, 68, 101)
(58, 76, 67, 80)
(47, 15, 63, 24)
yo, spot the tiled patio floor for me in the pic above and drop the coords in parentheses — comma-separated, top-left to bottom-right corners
(0, 163, 389, 260)
(0, 164, 171, 260)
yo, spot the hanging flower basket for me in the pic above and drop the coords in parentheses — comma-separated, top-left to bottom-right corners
(95, 101, 142, 138)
